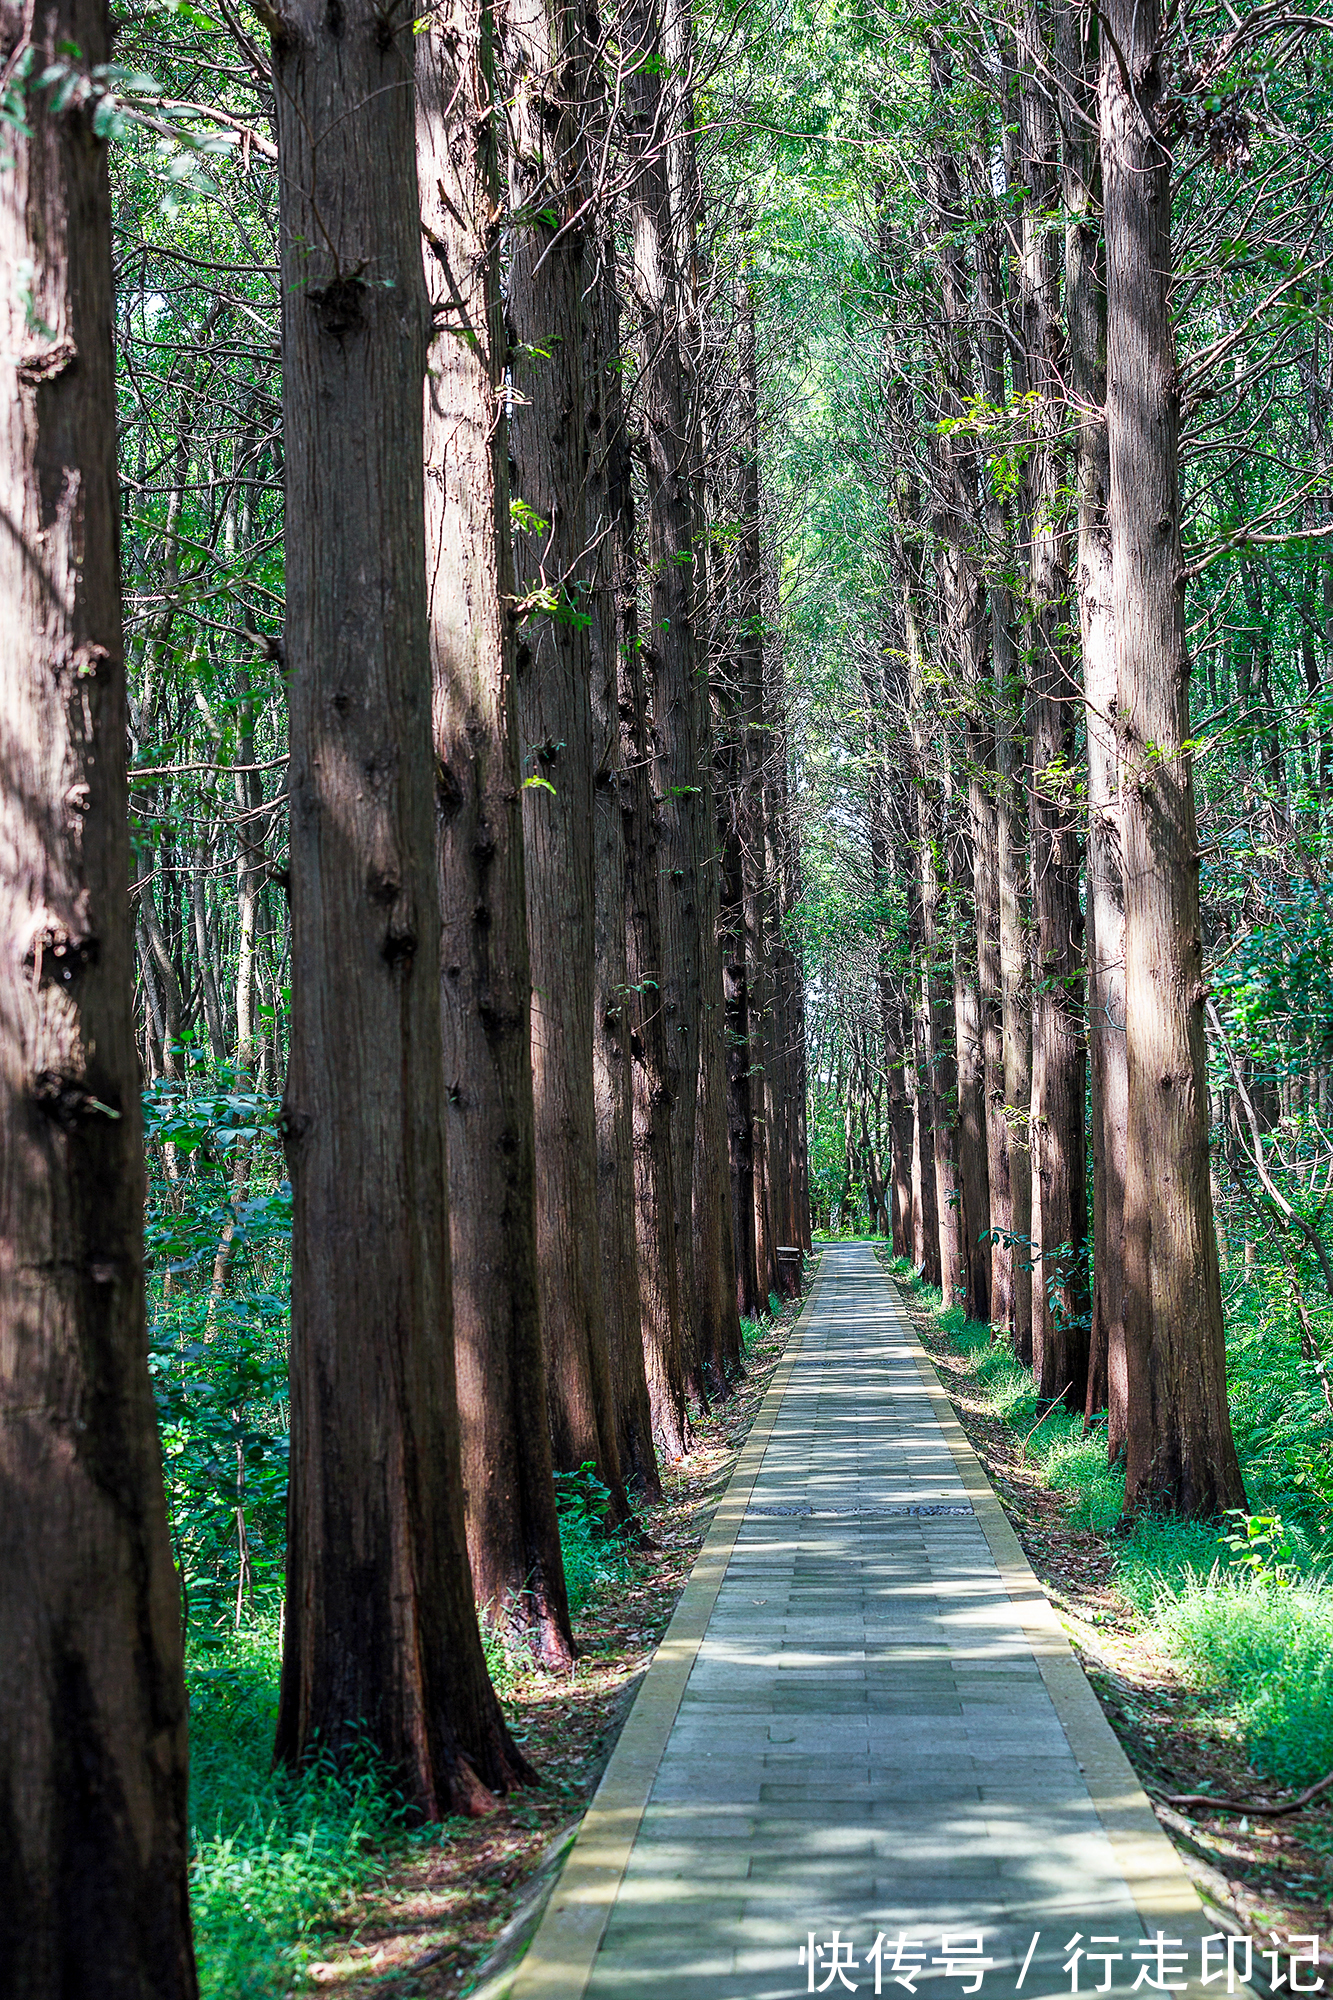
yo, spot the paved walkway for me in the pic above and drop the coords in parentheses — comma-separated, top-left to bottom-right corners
(512, 1245, 1216, 2000)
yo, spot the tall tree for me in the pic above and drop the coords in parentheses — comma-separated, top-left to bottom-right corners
(626, 0, 710, 1397)
(974, 139, 1017, 1343)
(1101, 0, 1246, 1513)
(0, 3, 197, 1985)
(267, 0, 528, 1808)
(928, 45, 991, 1322)
(1060, 1, 1127, 1447)
(618, 483, 692, 1461)
(418, 0, 574, 1665)
(587, 224, 662, 1492)
(507, 0, 629, 1510)
(1017, 0, 1088, 1408)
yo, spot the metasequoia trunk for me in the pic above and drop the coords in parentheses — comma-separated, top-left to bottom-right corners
(693, 693, 743, 1377)
(996, 663, 1033, 1361)
(588, 232, 661, 1490)
(717, 654, 760, 1313)
(910, 902, 942, 1284)
(626, 0, 708, 1391)
(269, 0, 526, 1810)
(890, 438, 949, 1292)
(1101, 0, 1246, 1514)
(776, 746, 812, 1256)
(908, 599, 962, 1302)
(613, 267, 690, 1461)
(1062, 1, 1127, 1446)
(714, 317, 759, 1318)
(974, 173, 1014, 1336)
(667, 6, 740, 1374)
(886, 988, 916, 1258)
(1018, 0, 1087, 1409)
(867, 641, 913, 1263)
(419, 6, 574, 1663)
(921, 783, 963, 1303)
(762, 685, 798, 1288)
(929, 41, 991, 1321)
(0, 0, 197, 1983)
(621, 661, 691, 1453)
(507, 0, 627, 1508)
(743, 633, 778, 1306)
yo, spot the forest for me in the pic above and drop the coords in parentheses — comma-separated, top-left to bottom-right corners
(4, 0, 1333, 1984)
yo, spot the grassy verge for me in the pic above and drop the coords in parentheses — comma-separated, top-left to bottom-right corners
(880, 1250, 1333, 1792)
(187, 1626, 407, 1996)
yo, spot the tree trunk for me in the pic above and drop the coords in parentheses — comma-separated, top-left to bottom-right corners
(0, 0, 197, 1981)
(627, 0, 709, 1393)
(975, 176, 1014, 1337)
(1061, 0, 1127, 1445)
(1018, 0, 1088, 1410)
(269, 0, 527, 1810)
(587, 230, 661, 1492)
(193, 837, 227, 1064)
(137, 850, 183, 1077)
(507, 0, 628, 1511)
(996, 665, 1033, 1362)
(929, 42, 990, 1321)
(718, 668, 760, 1312)
(911, 928, 942, 1284)
(419, 4, 575, 1664)
(1102, 0, 1246, 1516)
(612, 226, 690, 1459)
(920, 768, 963, 1303)
(714, 295, 760, 1314)
(693, 705, 743, 1377)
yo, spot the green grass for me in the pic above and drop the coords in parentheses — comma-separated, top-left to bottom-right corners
(886, 1250, 1333, 1789)
(187, 1625, 409, 1997)
(187, 1485, 630, 1994)
(1157, 1574, 1333, 1787)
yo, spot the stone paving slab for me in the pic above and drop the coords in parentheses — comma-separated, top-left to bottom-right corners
(511, 1245, 1230, 2000)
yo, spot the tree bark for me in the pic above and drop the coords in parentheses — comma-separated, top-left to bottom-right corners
(929, 40, 991, 1320)
(627, 0, 709, 1392)
(0, 1, 197, 1982)
(507, 0, 628, 1511)
(693, 687, 743, 1376)
(619, 538, 691, 1460)
(608, 204, 690, 1459)
(1061, 1, 1127, 1446)
(269, 0, 527, 1810)
(587, 229, 662, 1492)
(419, 2, 575, 1664)
(1102, 0, 1246, 1515)
(974, 170, 1014, 1336)
(1018, 0, 1088, 1409)
(996, 660, 1033, 1362)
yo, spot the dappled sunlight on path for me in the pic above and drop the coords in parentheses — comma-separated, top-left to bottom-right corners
(519, 1246, 1215, 2000)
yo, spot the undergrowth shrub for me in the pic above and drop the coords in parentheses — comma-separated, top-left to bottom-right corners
(553, 1462, 629, 1615)
(1155, 1574, 1333, 1786)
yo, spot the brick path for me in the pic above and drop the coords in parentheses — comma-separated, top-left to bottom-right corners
(514, 1243, 1215, 2000)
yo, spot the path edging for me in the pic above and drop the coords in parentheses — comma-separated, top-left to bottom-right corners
(503, 1262, 826, 2000)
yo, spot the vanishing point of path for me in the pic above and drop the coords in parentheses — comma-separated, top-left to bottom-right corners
(511, 1244, 1221, 2000)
